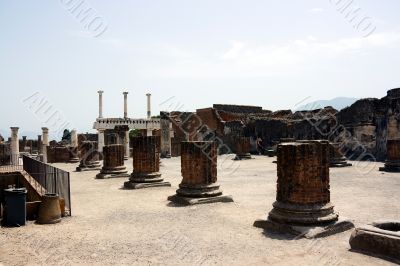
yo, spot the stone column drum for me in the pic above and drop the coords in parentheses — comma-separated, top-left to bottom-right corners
(124, 136, 170, 189)
(68, 129, 80, 163)
(76, 141, 101, 171)
(254, 141, 354, 238)
(168, 141, 233, 205)
(380, 139, 400, 172)
(160, 111, 172, 158)
(234, 137, 252, 160)
(96, 144, 129, 179)
(10, 127, 19, 165)
(329, 142, 352, 167)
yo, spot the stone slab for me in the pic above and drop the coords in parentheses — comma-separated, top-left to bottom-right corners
(124, 181, 171, 189)
(96, 173, 130, 179)
(349, 221, 400, 262)
(253, 217, 354, 239)
(168, 194, 234, 206)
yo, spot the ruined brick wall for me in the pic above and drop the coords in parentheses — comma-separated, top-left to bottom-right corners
(131, 136, 160, 174)
(386, 140, 400, 161)
(196, 108, 224, 134)
(276, 141, 330, 205)
(79, 141, 100, 163)
(78, 134, 98, 147)
(47, 146, 71, 163)
(213, 104, 263, 114)
(181, 141, 217, 185)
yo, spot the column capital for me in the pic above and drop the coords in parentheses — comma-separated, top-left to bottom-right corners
(123, 91, 129, 95)
(10, 127, 19, 131)
(98, 90, 104, 94)
(42, 127, 49, 133)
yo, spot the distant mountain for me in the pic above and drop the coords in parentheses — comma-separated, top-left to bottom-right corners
(295, 97, 358, 111)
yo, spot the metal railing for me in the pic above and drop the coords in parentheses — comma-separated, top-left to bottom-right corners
(23, 156, 72, 216)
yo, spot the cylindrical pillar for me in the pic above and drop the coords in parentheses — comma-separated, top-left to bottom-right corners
(124, 136, 170, 189)
(329, 142, 352, 167)
(123, 91, 129, 119)
(234, 136, 252, 160)
(37, 135, 42, 155)
(98, 129, 105, 153)
(76, 141, 101, 171)
(98, 90, 104, 119)
(146, 93, 151, 119)
(270, 141, 338, 225)
(160, 112, 172, 158)
(96, 144, 129, 179)
(168, 141, 233, 205)
(380, 139, 400, 172)
(70, 129, 78, 147)
(125, 130, 130, 159)
(41, 127, 49, 163)
(10, 127, 19, 165)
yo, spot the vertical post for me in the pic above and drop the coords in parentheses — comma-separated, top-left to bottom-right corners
(98, 129, 105, 153)
(70, 129, 78, 147)
(123, 91, 129, 119)
(42, 127, 49, 163)
(98, 90, 104, 119)
(10, 127, 19, 165)
(146, 93, 151, 119)
(160, 112, 172, 158)
(37, 135, 42, 155)
(125, 130, 130, 159)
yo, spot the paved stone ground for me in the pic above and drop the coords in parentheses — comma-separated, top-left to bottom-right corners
(0, 155, 399, 265)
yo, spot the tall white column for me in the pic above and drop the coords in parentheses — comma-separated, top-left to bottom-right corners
(146, 93, 151, 119)
(98, 90, 104, 119)
(125, 130, 130, 159)
(71, 129, 78, 147)
(98, 129, 105, 153)
(42, 127, 49, 163)
(10, 127, 19, 165)
(123, 91, 129, 119)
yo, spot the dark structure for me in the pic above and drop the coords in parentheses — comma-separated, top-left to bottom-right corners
(254, 141, 354, 238)
(124, 136, 170, 189)
(329, 143, 352, 167)
(96, 144, 129, 179)
(350, 221, 400, 262)
(234, 137, 252, 160)
(168, 141, 233, 205)
(379, 140, 400, 172)
(76, 141, 101, 172)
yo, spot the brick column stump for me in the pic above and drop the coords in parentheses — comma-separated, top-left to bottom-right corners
(68, 146, 80, 163)
(329, 143, 352, 167)
(254, 141, 354, 238)
(124, 136, 171, 189)
(76, 141, 102, 172)
(96, 144, 129, 179)
(168, 141, 233, 205)
(234, 137, 252, 160)
(380, 140, 400, 172)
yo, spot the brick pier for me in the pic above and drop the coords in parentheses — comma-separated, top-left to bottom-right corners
(234, 137, 252, 160)
(96, 144, 129, 179)
(124, 136, 170, 189)
(380, 139, 400, 172)
(254, 141, 353, 238)
(168, 141, 233, 205)
(329, 143, 352, 167)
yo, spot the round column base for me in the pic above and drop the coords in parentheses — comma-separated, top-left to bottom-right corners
(234, 153, 252, 160)
(76, 161, 102, 172)
(268, 201, 339, 226)
(129, 172, 163, 183)
(379, 160, 400, 172)
(176, 183, 223, 198)
(330, 157, 352, 167)
(96, 166, 129, 179)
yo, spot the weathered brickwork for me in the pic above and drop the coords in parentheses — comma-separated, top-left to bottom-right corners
(180, 141, 217, 186)
(277, 141, 330, 205)
(329, 143, 352, 167)
(97, 144, 128, 179)
(131, 136, 160, 174)
(234, 137, 252, 160)
(76, 141, 101, 171)
(380, 139, 400, 172)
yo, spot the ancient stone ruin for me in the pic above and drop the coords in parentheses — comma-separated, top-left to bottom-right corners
(329, 143, 352, 167)
(233, 136, 252, 160)
(76, 141, 101, 172)
(379, 139, 400, 172)
(96, 144, 129, 179)
(124, 136, 170, 189)
(254, 141, 354, 238)
(168, 141, 233, 205)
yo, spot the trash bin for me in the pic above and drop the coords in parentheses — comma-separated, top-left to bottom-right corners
(4, 188, 27, 227)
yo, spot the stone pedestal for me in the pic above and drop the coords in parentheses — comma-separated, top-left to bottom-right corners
(76, 141, 101, 171)
(168, 141, 233, 205)
(234, 137, 252, 160)
(329, 143, 352, 167)
(68, 146, 80, 163)
(254, 141, 354, 238)
(380, 140, 400, 172)
(124, 136, 170, 189)
(96, 144, 129, 179)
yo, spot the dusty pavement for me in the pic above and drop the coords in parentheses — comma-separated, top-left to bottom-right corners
(0, 155, 399, 265)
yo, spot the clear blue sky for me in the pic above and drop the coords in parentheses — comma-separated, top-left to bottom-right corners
(0, 0, 399, 138)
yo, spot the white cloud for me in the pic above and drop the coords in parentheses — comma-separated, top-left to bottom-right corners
(222, 41, 245, 60)
(308, 8, 324, 13)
